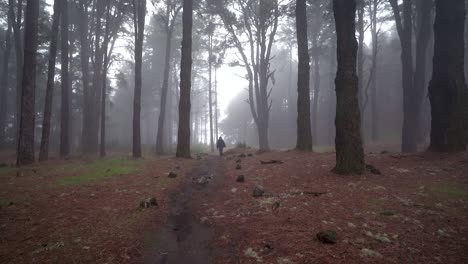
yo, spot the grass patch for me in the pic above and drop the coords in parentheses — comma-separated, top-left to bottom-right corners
(380, 211, 395, 217)
(431, 183, 467, 199)
(57, 157, 143, 185)
(0, 166, 16, 177)
(0, 199, 14, 208)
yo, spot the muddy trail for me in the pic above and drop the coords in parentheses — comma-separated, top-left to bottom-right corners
(143, 155, 232, 264)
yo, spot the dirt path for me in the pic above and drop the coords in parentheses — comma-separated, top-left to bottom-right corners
(142, 155, 230, 264)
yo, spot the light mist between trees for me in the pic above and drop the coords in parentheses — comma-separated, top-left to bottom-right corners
(0, 0, 466, 174)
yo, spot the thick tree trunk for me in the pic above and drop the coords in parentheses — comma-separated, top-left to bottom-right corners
(132, 0, 146, 158)
(9, 0, 23, 144)
(0, 10, 12, 149)
(156, 28, 174, 155)
(176, 0, 193, 158)
(429, 0, 468, 151)
(333, 0, 365, 174)
(39, 0, 61, 161)
(311, 54, 320, 145)
(16, 0, 39, 166)
(296, 0, 315, 151)
(413, 0, 432, 146)
(77, 2, 91, 154)
(357, 0, 365, 139)
(390, 0, 416, 152)
(60, 0, 70, 158)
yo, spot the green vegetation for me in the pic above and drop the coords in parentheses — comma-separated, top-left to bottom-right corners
(57, 157, 143, 185)
(0, 199, 14, 208)
(380, 211, 395, 217)
(431, 183, 467, 199)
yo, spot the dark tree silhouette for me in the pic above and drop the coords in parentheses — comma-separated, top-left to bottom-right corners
(60, 0, 70, 157)
(132, 0, 146, 158)
(429, 0, 468, 151)
(0, 3, 13, 148)
(333, 0, 365, 174)
(176, 0, 193, 158)
(17, 0, 39, 166)
(39, 0, 61, 161)
(295, 0, 312, 152)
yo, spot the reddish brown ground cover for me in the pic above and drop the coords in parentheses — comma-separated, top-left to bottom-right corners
(1, 149, 467, 264)
(204, 149, 468, 264)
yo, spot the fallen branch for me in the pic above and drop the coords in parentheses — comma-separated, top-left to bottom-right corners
(260, 160, 283, 165)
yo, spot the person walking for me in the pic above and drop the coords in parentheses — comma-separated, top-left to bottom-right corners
(216, 137, 226, 156)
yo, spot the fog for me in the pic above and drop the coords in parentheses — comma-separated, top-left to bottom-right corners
(0, 0, 466, 161)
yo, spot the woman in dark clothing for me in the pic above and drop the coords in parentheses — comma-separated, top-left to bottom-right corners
(216, 137, 226, 156)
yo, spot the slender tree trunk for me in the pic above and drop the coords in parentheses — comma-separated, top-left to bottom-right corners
(357, 0, 365, 139)
(17, 0, 39, 166)
(295, 0, 315, 151)
(333, 0, 365, 174)
(100, 5, 112, 158)
(132, 0, 146, 158)
(176, 0, 193, 158)
(60, 0, 70, 157)
(9, 0, 23, 145)
(208, 33, 214, 152)
(214, 66, 219, 140)
(39, 0, 61, 161)
(413, 0, 432, 146)
(77, 2, 91, 154)
(370, 0, 379, 142)
(429, 0, 468, 151)
(312, 53, 320, 145)
(0, 10, 12, 149)
(156, 27, 174, 155)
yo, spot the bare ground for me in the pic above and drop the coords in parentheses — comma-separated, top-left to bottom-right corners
(1, 149, 467, 264)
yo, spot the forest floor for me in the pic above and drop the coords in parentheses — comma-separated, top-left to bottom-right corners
(0, 149, 467, 263)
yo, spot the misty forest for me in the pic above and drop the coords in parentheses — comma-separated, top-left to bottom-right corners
(0, 0, 467, 263)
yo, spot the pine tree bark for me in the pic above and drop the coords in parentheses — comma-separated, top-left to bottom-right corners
(176, 0, 193, 158)
(208, 32, 214, 153)
(39, 0, 61, 161)
(413, 0, 432, 146)
(9, 0, 23, 144)
(429, 0, 468, 151)
(132, 0, 146, 158)
(0, 9, 12, 149)
(390, 0, 415, 152)
(333, 0, 365, 174)
(60, 0, 70, 157)
(156, 13, 176, 155)
(295, 0, 312, 151)
(16, 0, 39, 166)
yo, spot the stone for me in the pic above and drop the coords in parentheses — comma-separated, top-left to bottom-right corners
(316, 230, 337, 244)
(236, 175, 245, 183)
(361, 248, 383, 258)
(253, 185, 265, 197)
(168, 171, 177, 178)
(140, 197, 158, 208)
(236, 159, 242, 163)
(236, 164, 242, 170)
(238, 154, 247, 158)
(366, 164, 381, 175)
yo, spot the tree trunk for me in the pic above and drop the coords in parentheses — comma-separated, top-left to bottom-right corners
(370, 0, 379, 142)
(208, 33, 214, 152)
(176, 0, 193, 158)
(429, 0, 468, 151)
(0, 8, 12, 149)
(156, 26, 174, 155)
(39, 0, 61, 161)
(132, 0, 146, 158)
(16, 0, 39, 166)
(357, 0, 365, 139)
(9, 0, 23, 145)
(312, 53, 320, 145)
(60, 0, 70, 158)
(390, 0, 415, 152)
(333, 0, 365, 174)
(295, 0, 312, 152)
(413, 0, 432, 146)
(100, 5, 112, 158)
(77, 1, 91, 154)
